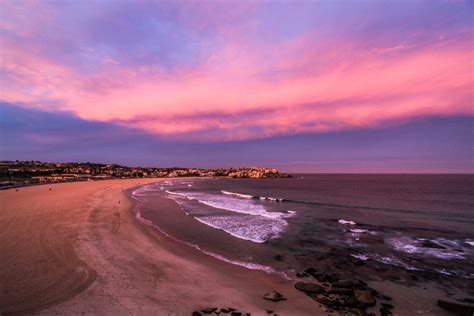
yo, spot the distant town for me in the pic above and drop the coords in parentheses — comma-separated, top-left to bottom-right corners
(0, 160, 290, 189)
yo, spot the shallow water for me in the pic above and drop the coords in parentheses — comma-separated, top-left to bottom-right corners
(132, 174, 474, 294)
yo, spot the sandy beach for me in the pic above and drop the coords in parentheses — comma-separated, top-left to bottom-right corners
(0, 179, 321, 315)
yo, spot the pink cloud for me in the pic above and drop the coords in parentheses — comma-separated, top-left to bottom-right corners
(1, 16, 472, 141)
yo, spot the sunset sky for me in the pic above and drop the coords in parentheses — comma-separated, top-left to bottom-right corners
(0, 0, 472, 172)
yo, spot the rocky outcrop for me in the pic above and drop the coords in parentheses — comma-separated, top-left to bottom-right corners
(293, 267, 394, 315)
(438, 300, 474, 316)
(354, 290, 375, 306)
(193, 307, 250, 316)
(263, 291, 287, 302)
(294, 282, 326, 294)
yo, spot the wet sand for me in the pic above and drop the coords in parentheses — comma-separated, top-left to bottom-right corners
(0, 179, 320, 315)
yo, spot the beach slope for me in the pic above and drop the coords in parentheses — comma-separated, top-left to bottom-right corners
(0, 179, 319, 315)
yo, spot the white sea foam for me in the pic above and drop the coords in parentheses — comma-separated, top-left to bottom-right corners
(132, 184, 163, 197)
(165, 189, 291, 242)
(133, 205, 288, 278)
(433, 268, 474, 279)
(167, 190, 289, 219)
(221, 190, 284, 202)
(221, 190, 254, 199)
(338, 219, 356, 225)
(350, 229, 367, 234)
(351, 254, 369, 261)
(195, 215, 287, 243)
(374, 255, 419, 270)
(197, 247, 290, 279)
(464, 240, 474, 247)
(389, 237, 466, 260)
(260, 196, 284, 202)
(351, 252, 418, 270)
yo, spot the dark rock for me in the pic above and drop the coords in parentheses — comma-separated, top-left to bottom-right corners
(332, 294, 358, 307)
(329, 287, 354, 295)
(201, 307, 217, 314)
(354, 290, 375, 306)
(311, 294, 334, 305)
(263, 291, 287, 302)
(354, 259, 365, 266)
(274, 255, 283, 261)
(380, 307, 393, 316)
(325, 274, 340, 283)
(332, 279, 355, 288)
(304, 267, 317, 275)
(421, 240, 446, 249)
(266, 310, 273, 314)
(230, 312, 242, 316)
(294, 282, 326, 294)
(349, 308, 365, 316)
(296, 272, 305, 278)
(381, 303, 393, 309)
(220, 308, 230, 313)
(369, 288, 379, 297)
(192, 312, 202, 316)
(228, 308, 236, 312)
(381, 295, 392, 301)
(463, 298, 474, 304)
(438, 299, 474, 316)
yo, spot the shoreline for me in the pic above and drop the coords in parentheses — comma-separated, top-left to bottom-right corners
(0, 179, 320, 315)
(0, 179, 462, 315)
(131, 179, 463, 316)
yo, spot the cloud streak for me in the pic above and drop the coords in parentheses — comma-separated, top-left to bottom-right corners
(0, 0, 472, 141)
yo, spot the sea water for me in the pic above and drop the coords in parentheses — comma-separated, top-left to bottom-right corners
(132, 174, 474, 291)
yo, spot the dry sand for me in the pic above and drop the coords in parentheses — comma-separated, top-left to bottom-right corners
(0, 179, 322, 315)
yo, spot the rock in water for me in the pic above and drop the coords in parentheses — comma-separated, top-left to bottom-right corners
(294, 282, 326, 294)
(438, 300, 474, 316)
(263, 291, 287, 302)
(421, 240, 446, 249)
(354, 290, 375, 306)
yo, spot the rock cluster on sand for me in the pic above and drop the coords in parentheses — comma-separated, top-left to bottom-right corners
(192, 307, 251, 316)
(263, 291, 287, 302)
(294, 267, 394, 315)
(437, 300, 474, 316)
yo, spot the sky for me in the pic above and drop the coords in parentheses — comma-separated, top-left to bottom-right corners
(0, 0, 472, 172)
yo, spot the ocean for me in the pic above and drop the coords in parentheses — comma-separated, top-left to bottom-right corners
(131, 174, 474, 293)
